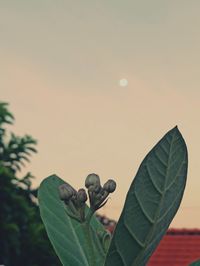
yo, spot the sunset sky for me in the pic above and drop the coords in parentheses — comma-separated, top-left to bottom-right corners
(1, 1, 200, 227)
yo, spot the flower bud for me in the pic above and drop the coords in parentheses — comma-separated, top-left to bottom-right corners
(103, 179, 116, 193)
(85, 173, 100, 188)
(59, 183, 75, 201)
(77, 188, 88, 203)
(93, 184, 101, 193)
(88, 183, 101, 193)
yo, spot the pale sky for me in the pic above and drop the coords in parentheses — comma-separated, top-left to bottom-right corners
(1, 1, 200, 227)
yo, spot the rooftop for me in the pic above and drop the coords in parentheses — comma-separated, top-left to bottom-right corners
(148, 229, 200, 266)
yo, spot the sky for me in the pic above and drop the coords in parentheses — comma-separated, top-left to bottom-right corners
(1, 0, 200, 228)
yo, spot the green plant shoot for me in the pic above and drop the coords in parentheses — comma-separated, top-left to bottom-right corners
(38, 126, 188, 266)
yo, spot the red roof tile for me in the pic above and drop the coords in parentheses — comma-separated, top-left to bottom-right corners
(148, 229, 200, 266)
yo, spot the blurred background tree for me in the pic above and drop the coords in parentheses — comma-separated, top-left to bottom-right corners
(0, 102, 60, 266)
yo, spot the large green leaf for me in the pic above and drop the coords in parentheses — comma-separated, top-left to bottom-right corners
(38, 175, 107, 266)
(105, 126, 188, 266)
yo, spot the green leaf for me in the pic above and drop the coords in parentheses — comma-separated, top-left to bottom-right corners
(105, 126, 188, 266)
(190, 260, 200, 266)
(38, 174, 107, 266)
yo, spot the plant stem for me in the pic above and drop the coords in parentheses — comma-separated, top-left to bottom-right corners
(85, 208, 95, 223)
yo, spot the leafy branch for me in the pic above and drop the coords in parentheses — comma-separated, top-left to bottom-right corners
(38, 126, 188, 266)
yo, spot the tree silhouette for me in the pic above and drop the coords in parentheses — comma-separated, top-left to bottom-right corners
(0, 102, 60, 266)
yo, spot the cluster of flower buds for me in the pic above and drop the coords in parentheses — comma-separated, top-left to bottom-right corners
(85, 174, 116, 212)
(59, 183, 88, 222)
(58, 174, 116, 223)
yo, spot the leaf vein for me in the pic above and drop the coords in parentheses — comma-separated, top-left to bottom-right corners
(134, 191, 155, 224)
(146, 164, 163, 194)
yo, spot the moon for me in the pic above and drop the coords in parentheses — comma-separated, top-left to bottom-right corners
(119, 78, 128, 87)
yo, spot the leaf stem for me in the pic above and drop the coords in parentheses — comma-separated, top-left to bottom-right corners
(85, 208, 95, 223)
(82, 222, 96, 266)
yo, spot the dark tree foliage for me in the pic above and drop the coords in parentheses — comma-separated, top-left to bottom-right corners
(0, 102, 60, 266)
